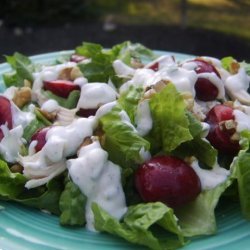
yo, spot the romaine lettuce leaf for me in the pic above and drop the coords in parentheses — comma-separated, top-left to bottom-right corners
(175, 177, 232, 237)
(231, 130, 250, 219)
(92, 202, 185, 250)
(4, 52, 34, 87)
(0, 159, 27, 199)
(100, 106, 150, 167)
(15, 177, 64, 215)
(118, 85, 144, 124)
(148, 84, 192, 153)
(111, 41, 156, 65)
(59, 180, 87, 226)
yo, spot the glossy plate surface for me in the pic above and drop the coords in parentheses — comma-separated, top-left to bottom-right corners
(0, 51, 250, 250)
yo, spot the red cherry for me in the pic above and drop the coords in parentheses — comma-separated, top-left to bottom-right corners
(0, 96, 13, 129)
(30, 127, 52, 152)
(70, 54, 86, 63)
(135, 155, 201, 208)
(148, 62, 159, 71)
(76, 108, 97, 118)
(43, 80, 80, 98)
(192, 59, 221, 101)
(205, 104, 240, 154)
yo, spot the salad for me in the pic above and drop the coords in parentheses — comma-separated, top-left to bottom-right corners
(0, 41, 250, 250)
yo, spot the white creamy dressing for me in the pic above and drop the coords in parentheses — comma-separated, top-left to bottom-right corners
(135, 99, 153, 136)
(3, 86, 18, 99)
(113, 60, 135, 77)
(159, 66, 198, 96)
(145, 55, 175, 70)
(67, 140, 127, 231)
(77, 83, 118, 110)
(0, 125, 24, 163)
(20, 118, 95, 188)
(191, 160, 229, 190)
(11, 102, 35, 128)
(41, 99, 60, 113)
(119, 68, 160, 93)
(73, 76, 88, 86)
(233, 109, 250, 132)
(225, 68, 250, 99)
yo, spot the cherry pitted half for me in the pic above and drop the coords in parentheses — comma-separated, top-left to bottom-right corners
(0, 96, 13, 141)
(30, 127, 52, 152)
(135, 155, 201, 208)
(192, 59, 221, 101)
(205, 104, 240, 154)
(43, 80, 80, 98)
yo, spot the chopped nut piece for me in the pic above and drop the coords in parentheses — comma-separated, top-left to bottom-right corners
(143, 88, 156, 99)
(153, 80, 169, 92)
(130, 58, 144, 69)
(58, 67, 73, 80)
(10, 164, 23, 173)
(231, 132, 240, 141)
(230, 62, 240, 74)
(38, 108, 56, 122)
(23, 79, 32, 88)
(70, 67, 83, 80)
(12, 87, 32, 108)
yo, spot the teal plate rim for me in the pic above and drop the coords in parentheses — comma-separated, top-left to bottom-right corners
(0, 50, 250, 250)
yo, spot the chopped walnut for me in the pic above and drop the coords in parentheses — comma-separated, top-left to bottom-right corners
(38, 108, 57, 122)
(12, 87, 32, 108)
(10, 164, 23, 173)
(153, 80, 169, 92)
(70, 67, 83, 80)
(143, 88, 156, 99)
(58, 67, 73, 80)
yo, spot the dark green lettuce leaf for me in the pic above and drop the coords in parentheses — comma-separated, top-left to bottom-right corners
(16, 177, 64, 215)
(59, 181, 87, 226)
(92, 202, 185, 250)
(4, 52, 34, 87)
(0, 160, 27, 199)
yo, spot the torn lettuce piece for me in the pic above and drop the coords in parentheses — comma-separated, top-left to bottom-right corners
(111, 41, 157, 65)
(118, 85, 144, 124)
(4, 52, 34, 87)
(0, 159, 27, 199)
(100, 105, 150, 167)
(230, 130, 250, 219)
(41, 89, 80, 109)
(15, 177, 64, 215)
(92, 202, 185, 250)
(148, 84, 192, 153)
(59, 180, 87, 226)
(175, 177, 232, 237)
(173, 137, 217, 168)
(76, 42, 122, 85)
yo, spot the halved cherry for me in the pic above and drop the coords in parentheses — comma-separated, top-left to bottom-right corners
(192, 59, 221, 101)
(30, 127, 52, 152)
(0, 96, 13, 129)
(76, 108, 98, 118)
(43, 80, 80, 98)
(205, 104, 240, 154)
(135, 155, 201, 208)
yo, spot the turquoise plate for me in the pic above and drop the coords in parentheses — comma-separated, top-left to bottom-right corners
(0, 51, 250, 250)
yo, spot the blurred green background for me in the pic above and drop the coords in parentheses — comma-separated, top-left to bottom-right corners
(0, 0, 250, 60)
